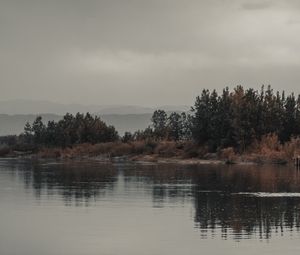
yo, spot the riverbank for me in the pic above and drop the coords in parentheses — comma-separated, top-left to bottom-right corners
(129, 154, 288, 165)
(0, 139, 296, 166)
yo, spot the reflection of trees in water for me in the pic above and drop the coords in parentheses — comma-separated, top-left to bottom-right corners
(122, 163, 195, 207)
(3, 160, 300, 238)
(191, 165, 300, 239)
(7, 160, 117, 206)
(123, 163, 300, 239)
(122, 163, 300, 192)
(189, 164, 300, 193)
(194, 192, 300, 240)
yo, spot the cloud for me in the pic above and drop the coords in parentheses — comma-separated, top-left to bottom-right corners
(241, 1, 273, 10)
(63, 49, 222, 77)
(1, 0, 300, 105)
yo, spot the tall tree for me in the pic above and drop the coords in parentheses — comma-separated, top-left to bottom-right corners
(151, 110, 168, 139)
(167, 112, 183, 141)
(32, 116, 46, 145)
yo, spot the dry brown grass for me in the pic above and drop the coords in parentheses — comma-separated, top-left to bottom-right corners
(36, 141, 155, 159)
(283, 137, 300, 160)
(182, 141, 200, 158)
(30, 135, 300, 164)
(260, 133, 282, 152)
(34, 140, 188, 159)
(70, 142, 133, 157)
(220, 147, 237, 163)
(154, 141, 178, 157)
(37, 148, 62, 158)
(130, 141, 148, 154)
(245, 133, 289, 164)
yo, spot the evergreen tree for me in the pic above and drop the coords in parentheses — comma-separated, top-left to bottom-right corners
(191, 89, 211, 144)
(32, 116, 46, 145)
(167, 112, 183, 141)
(151, 110, 168, 139)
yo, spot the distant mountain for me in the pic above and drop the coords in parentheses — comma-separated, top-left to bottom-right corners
(0, 100, 190, 136)
(0, 114, 62, 136)
(95, 105, 190, 115)
(97, 106, 154, 115)
(157, 105, 190, 112)
(0, 99, 189, 115)
(0, 100, 103, 115)
(100, 113, 152, 134)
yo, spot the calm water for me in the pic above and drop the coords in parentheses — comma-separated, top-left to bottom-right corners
(1, 159, 300, 255)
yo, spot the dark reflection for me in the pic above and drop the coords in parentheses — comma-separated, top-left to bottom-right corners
(0, 159, 117, 206)
(189, 165, 300, 240)
(194, 193, 300, 240)
(119, 163, 194, 208)
(121, 163, 300, 239)
(2, 159, 300, 239)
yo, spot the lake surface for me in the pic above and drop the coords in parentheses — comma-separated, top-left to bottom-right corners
(1, 159, 300, 255)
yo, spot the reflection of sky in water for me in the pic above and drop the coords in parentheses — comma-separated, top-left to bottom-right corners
(1, 159, 300, 254)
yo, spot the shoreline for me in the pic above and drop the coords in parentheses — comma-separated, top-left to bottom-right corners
(0, 151, 291, 166)
(0, 140, 293, 166)
(129, 154, 290, 166)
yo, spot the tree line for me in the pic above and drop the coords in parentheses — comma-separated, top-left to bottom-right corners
(128, 85, 300, 153)
(190, 85, 300, 152)
(2, 85, 300, 154)
(22, 113, 118, 147)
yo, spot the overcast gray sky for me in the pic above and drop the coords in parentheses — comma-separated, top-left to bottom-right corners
(1, 0, 300, 106)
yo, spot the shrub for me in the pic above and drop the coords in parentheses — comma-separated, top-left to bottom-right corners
(154, 141, 178, 157)
(110, 143, 133, 156)
(145, 139, 158, 152)
(131, 141, 148, 154)
(283, 137, 300, 160)
(182, 141, 200, 158)
(220, 147, 237, 163)
(37, 148, 62, 158)
(260, 133, 282, 153)
(248, 133, 287, 163)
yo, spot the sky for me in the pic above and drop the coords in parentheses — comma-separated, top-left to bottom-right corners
(1, 0, 300, 106)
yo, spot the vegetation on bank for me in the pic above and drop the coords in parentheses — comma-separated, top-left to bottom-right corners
(2, 85, 300, 164)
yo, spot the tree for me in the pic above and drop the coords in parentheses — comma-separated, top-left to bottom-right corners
(167, 112, 183, 141)
(45, 120, 60, 146)
(122, 132, 134, 143)
(218, 87, 234, 147)
(23, 122, 33, 144)
(282, 93, 296, 142)
(32, 116, 46, 145)
(180, 112, 192, 140)
(191, 89, 211, 145)
(151, 110, 168, 139)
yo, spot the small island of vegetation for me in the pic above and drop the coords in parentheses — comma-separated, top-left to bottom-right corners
(2, 85, 300, 165)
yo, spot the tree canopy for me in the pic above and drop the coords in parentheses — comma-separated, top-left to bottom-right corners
(23, 113, 118, 147)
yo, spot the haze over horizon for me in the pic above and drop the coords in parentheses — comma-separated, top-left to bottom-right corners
(2, 0, 300, 106)
(0, 99, 190, 135)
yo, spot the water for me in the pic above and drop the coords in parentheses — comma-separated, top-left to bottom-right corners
(1, 159, 300, 255)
